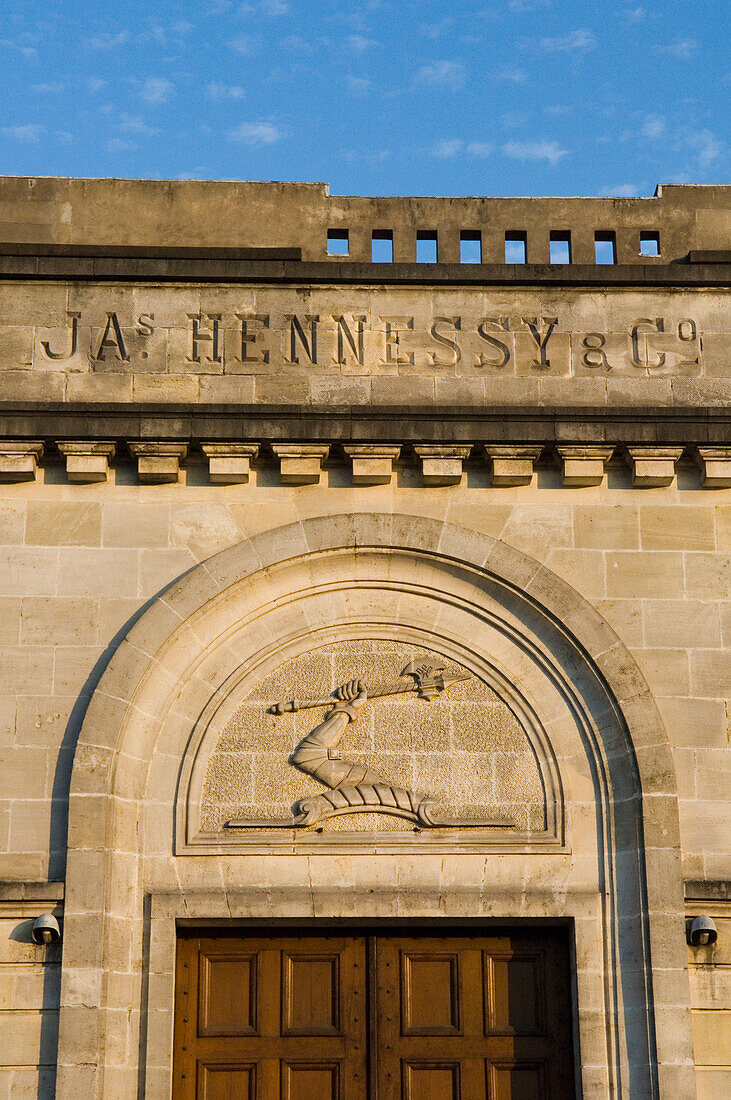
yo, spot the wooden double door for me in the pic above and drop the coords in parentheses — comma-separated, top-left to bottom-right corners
(174, 928, 575, 1099)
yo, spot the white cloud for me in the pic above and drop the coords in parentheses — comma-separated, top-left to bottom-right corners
(119, 113, 159, 137)
(624, 6, 646, 21)
(432, 138, 464, 158)
(2, 124, 45, 142)
(231, 35, 258, 54)
(258, 0, 290, 14)
(509, 0, 551, 10)
(494, 67, 526, 83)
(686, 128, 723, 167)
(32, 82, 65, 93)
(107, 137, 137, 153)
(502, 139, 569, 164)
(466, 141, 493, 157)
(140, 77, 173, 105)
(540, 28, 596, 52)
(86, 30, 129, 50)
(207, 81, 245, 99)
(431, 138, 493, 158)
(421, 19, 454, 40)
(88, 78, 106, 93)
(146, 21, 194, 47)
(229, 121, 284, 144)
(601, 183, 642, 197)
(417, 60, 466, 90)
(0, 35, 40, 59)
(641, 114, 665, 139)
(348, 35, 378, 53)
(239, 0, 290, 13)
(543, 104, 572, 117)
(347, 76, 371, 94)
(655, 39, 698, 60)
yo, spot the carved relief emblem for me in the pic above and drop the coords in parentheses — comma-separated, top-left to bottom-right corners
(227, 660, 511, 830)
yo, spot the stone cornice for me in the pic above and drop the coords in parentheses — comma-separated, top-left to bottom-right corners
(0, 250, 729, 287)
(0, 403, 727, 445)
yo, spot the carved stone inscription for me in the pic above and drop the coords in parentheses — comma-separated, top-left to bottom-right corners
(36, 306, 702, 375)
(6, 285, 721, 381)
(200, 641, 546, 833)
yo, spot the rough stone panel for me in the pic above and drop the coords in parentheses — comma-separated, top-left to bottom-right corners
(57, 548, 138, 599)
(52, 646, 103, 696)
(630, 648, 690, 696)
(65, 373, 133, 401)
(20, 597, 98, 646)
(501, 504, 573, 561)
(593, 599, 644, 647)
(0, 504, 25, 547)
(684, 552, 730, 600)
(640, 505, 716, 551)
(690, 651, 731, 697)
(0, 371, 65, 400)
(132, 374, 200, 402)
(25, 503, 101, 548)
(642, 600, 722, 649)
(137, 548, 197, 598)
(692, 1010, 731, 1064)
(0, 647, 53, 696)
(605, 551, 684, 598)
(544, 549, 606, 598)
(656, 697, 729, 749)
(573, 505, 639, 551)
(101, 502, 171, 549)
(695, 1068, 731, 1100)
(14, 697, 76, 749)
(0, 599, 20, 645)
(0, 550, 59, 598)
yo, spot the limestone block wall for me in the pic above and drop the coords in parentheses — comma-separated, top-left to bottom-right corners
(0, 468, 728, 882)
(686, 892, 731, 1100)
(0, 887, 63, 1100)
(0, 177, 728, 262)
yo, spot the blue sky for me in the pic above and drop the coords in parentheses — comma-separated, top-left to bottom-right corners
(1, 0, 728, 196)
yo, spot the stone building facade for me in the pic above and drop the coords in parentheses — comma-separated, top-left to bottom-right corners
(0, 177, 729, 1098)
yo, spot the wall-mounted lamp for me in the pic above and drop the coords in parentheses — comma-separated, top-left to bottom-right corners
(687, 915, 718, 947)
(31, 914, 61, 945)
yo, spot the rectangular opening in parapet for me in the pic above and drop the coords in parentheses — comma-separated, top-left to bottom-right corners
(416, 231, 438, 263)
(460, 231, 482, 264)
(372, 230, 394, 263)
(326, 229, 349, 256)
(505, 231, 527, 264)
(549, 231, 571, 264)
(640, 231, 661, 257)
(594, 231, 617, 264)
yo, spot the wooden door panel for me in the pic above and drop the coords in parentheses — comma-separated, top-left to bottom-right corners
(488, 1060, 547, 1100)
(198, 951, 258, 1036)
(484, 951, 545, 1035)
(403, 1061, 461, 1099)
(401, 953, 461, 1035)
(198, 1062, 256, 1100)
(175, 928, 573, 1100)
(174, 935, 366, 1100)
(281, 1061, 340, 1099)
(377, 932, 574, 1100)
(282, 952, 340, 1035)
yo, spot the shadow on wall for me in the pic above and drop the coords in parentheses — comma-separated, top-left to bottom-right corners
(8, 918, 62, 1098)
(48, 566, 201, 881)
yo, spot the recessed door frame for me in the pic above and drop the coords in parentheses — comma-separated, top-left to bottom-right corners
(145, 894, 587, 1100)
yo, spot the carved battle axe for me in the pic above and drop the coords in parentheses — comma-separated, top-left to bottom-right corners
(268, 660, 469, 715)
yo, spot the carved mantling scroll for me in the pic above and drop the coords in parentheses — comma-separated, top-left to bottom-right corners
(226, 659, 514, 831)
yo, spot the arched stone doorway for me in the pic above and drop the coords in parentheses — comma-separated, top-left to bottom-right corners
(57, 513, 694, 1099)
